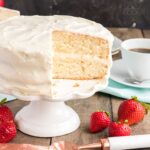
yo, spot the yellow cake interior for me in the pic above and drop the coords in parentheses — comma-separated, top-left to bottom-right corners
(52, 30, 110, 80)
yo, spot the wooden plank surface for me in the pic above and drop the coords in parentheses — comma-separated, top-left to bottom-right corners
(108, 27, 143, 40)
(143, 29, 150, 38)
(6, 28, 150, 148)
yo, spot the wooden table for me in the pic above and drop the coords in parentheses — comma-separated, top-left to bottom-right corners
(5, 28, 150, 148)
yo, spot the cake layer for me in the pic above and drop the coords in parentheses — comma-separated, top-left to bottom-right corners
(53, 53, 109, 79)
(53, 31, 109, 58)
(52, 30, 110, 80)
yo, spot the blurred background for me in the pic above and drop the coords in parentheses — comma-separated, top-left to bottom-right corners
(5, 0, 150, 28)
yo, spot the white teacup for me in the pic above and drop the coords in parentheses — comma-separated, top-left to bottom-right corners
(121, 38, 150, 82)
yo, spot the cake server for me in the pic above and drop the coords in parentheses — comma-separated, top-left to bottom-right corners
(51, 134, 150, 150)
(112, 37, 122, 55)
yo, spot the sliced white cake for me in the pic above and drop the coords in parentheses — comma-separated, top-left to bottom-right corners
(0, 15, 113, 100)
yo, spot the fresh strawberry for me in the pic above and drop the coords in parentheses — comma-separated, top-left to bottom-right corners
(0, 0, 4, 7)
(0, 98, 14, 122)
(0, 98, 17, 143)
(0, 118, 17, 143)
(118, 96, 149, 125)
(89, 111, 111, 133)
(108, 122, 131, 137)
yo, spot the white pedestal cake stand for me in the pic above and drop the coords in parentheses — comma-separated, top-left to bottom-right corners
(15, 79, 108, 137)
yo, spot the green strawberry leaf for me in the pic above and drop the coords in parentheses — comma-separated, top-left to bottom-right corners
(0, 98, 7, 105)
(140, 102, 150, 111)
(131, 96, 139, 101)
(105, 111, 110, 117)
(97, 110, 110, 117)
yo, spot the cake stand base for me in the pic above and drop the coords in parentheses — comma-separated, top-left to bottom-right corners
(15, 101, 80, 137)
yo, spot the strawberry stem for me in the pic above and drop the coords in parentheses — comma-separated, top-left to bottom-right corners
(0, 98, 7, 105)
(131, 96, 139, 101)
(105, 111, 110, 117)
(124, 120, 128, 124)
(96, 110, 110, 116)
(131, 96, 150, 112)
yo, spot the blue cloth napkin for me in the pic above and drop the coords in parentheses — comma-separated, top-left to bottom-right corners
(101, 79, 150, 103)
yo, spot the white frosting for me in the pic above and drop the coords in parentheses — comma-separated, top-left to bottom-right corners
(0, 7, 20, 21)
(0, 15, 113, 101)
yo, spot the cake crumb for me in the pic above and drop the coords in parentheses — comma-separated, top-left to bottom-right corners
(73, 83, 80, 87)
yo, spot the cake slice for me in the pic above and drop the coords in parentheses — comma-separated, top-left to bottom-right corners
(53, 30, 110, 80)
(0, 15, 113, 100)
(0, 7, 20, 21)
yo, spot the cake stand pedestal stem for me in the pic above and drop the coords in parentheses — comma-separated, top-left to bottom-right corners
(15, 100, 80, 137)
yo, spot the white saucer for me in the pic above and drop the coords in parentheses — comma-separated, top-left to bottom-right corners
(112, 36, 122, 55)
(0, 94, 16, 101)
(110, 59, 150, 88)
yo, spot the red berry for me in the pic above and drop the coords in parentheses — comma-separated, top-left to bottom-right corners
(108, 122, 131, 137)
(89, 111, 111, 133)
(0, 105, 14, 122)
(0, 0, 4, 7)
(0, 98, 14, 122)
(118, 97, 146, 125)
(0, 118, 17, 143)
(0, 98, 16, 143)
